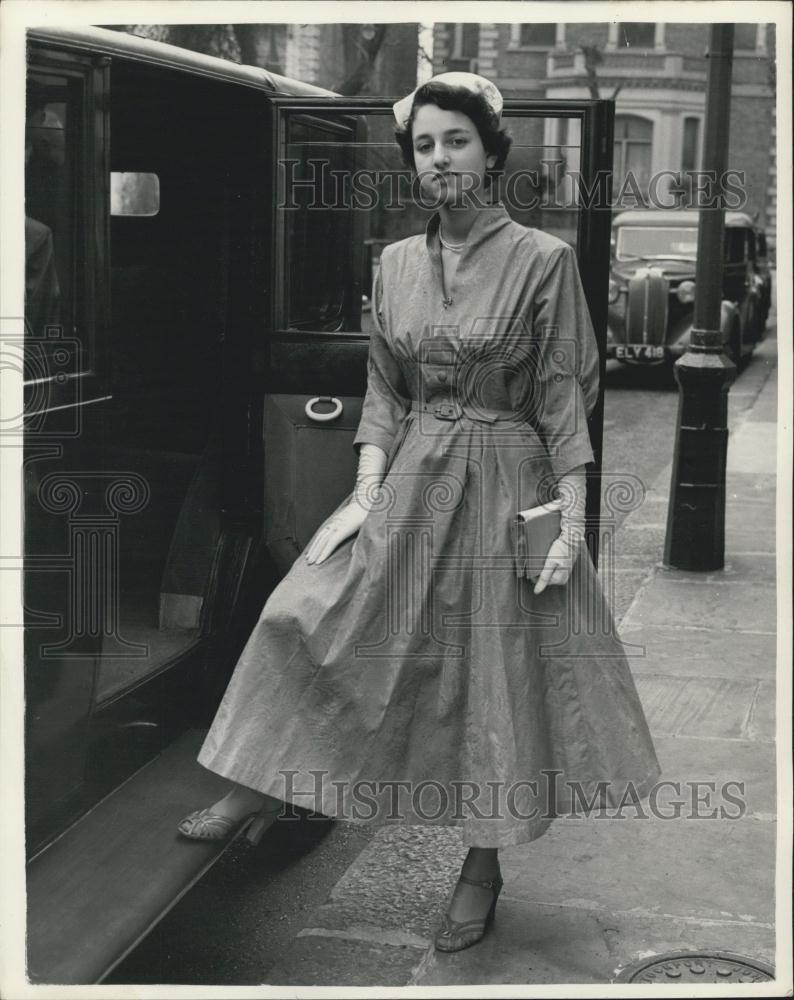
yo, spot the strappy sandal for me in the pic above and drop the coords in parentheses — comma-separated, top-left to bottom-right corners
(177, 804, 277, 846)
(434, 872, 504, 953)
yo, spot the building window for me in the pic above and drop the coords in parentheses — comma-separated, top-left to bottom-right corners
(620, 22, 656, 47)
(612, 22, 658, 48)
(734, 23, 760, 51)
(519, 23, 557, 47)
(452, 23, 480, 59)
(614, 115, 653, 200)
(681, 117, 700, 172)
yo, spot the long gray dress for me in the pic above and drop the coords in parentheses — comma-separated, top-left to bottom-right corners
(198, 203, 661, 847)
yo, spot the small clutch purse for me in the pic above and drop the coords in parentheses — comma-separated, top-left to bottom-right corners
(511, 502, 562, 580)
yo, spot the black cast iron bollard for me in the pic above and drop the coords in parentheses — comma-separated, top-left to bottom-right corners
(664, 23, 737, 571)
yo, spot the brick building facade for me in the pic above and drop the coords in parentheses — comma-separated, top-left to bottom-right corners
(432, 21, 777, 249)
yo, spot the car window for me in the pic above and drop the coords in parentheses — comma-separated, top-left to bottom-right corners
(615, 226, 698, 261)
(26, 72, 80, 338)
(283, 114, 358, 331)
(279, 109, 589, 335)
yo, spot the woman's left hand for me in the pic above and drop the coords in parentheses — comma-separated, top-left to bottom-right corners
(533, 465, 587, 594)
(533, 533, 580, 594)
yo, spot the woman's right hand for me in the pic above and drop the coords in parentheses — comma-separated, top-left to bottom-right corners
(306, 443, 388, 565)
(305, 500, 369, 565)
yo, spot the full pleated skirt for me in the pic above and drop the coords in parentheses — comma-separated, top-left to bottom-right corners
(198, 413, 661, 847)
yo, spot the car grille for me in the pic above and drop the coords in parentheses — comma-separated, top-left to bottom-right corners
(625, 268, 669, 345)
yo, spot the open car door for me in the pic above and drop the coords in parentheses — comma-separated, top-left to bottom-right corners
(261, 97, 614, 574)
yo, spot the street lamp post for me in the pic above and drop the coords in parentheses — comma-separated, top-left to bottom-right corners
(664, 23, 737, 571)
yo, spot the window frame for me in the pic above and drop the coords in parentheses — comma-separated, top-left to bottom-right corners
(271, 109, 365, 334)
(613, 114, 654, 198)
(451, 23, 480, 61)
(733, 22, 765, 53)
(518, 23, 558, 49)
(607, 22, 663, 50)
(508, 22, 565, 49)
(681, 115, 702, 173)
(25, 48, 110, 391)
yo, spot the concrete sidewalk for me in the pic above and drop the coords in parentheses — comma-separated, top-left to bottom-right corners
(268, 334, 780, 988)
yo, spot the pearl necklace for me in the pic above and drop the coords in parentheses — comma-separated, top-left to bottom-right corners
(439, 228, 466, 253)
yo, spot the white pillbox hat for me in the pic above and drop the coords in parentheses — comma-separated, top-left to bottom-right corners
(392, 72, 504, 130)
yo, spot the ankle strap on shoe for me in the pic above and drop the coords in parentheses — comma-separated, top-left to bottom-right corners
(458, 873, 503, 890)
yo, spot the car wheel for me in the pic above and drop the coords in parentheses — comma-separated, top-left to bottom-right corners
(728, 323, 752, 371)
(727, 322, 742, 365)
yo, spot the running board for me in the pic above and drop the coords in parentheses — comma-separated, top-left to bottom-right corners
(26, 729, 237, 984)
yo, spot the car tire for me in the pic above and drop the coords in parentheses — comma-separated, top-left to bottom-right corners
(728, 322, 752, 372)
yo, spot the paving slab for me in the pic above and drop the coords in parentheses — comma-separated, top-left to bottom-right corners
(619, 623, 777, 678)
(726, 471, 778, 503)
(622, 577, 776, 633)
(650, 734, 776, 818)
(498, 814, 776, 926)
(746, 382, 778, 422)
(415, 899, 775, 986)
(745, 680, 776, 743)
(418, 901, 620, 985)
(634, 674, 760, 739)
(725, 528, 778, 555)
(725, 492, 777, 516)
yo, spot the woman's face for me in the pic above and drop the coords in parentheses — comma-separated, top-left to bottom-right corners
(411, 103, 497, 207)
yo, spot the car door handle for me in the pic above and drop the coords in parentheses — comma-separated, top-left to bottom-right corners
(305, 396, 343, 422)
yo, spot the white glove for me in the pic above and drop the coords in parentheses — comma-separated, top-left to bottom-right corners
(534, 465, 587, 594)
(305, 444, 387, 565)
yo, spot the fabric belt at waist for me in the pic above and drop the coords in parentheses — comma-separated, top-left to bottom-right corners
(410, 399, 517, 423)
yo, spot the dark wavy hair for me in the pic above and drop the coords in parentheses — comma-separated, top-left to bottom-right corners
(393, 81, 512, 190)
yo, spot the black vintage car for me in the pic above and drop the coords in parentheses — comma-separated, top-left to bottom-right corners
(606, 209, 770, 367)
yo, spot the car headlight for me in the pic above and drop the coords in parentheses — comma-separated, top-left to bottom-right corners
(677, 280, 696, 304)
(608, 279, 621, 304)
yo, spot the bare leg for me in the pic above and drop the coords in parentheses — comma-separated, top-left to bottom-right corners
(445, 847, 501, 924)
(209, 782, 279, 821)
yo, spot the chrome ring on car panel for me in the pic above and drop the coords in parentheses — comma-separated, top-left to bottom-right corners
(305, 396, 343, 422)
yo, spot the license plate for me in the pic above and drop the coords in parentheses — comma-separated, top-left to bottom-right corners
(616, 344, 665, 360)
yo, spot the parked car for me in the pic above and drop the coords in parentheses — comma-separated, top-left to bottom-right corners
(606, 209, 769, 367)
(754, 226, 773, 328)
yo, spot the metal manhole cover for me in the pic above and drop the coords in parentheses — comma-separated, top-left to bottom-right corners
(615, 951, 774, 983)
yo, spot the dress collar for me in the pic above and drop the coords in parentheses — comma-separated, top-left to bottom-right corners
(424, 201, 512, 257)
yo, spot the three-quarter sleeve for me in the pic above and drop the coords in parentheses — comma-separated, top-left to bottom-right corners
(352, 259, 410, 456)
(531, 243, 600, 477)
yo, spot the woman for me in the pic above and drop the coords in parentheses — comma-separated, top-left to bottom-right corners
(179, 72, 660, 953)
